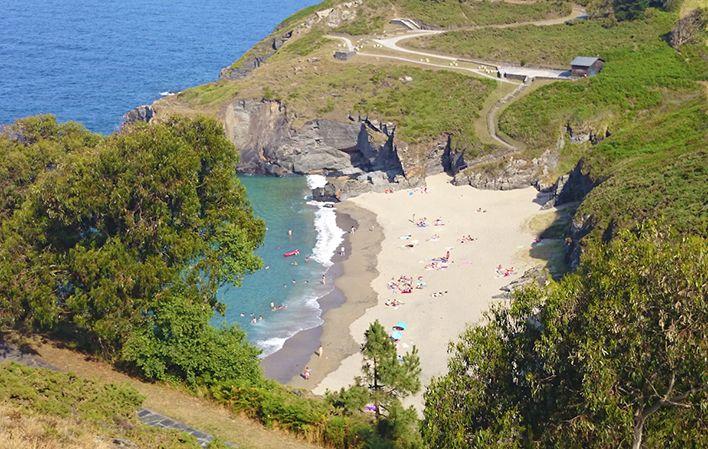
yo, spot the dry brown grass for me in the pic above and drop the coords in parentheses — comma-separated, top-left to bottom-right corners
(33, 341, 324, 449)
(0, 403, 114, 449)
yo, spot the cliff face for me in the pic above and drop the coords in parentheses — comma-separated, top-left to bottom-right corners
(222, 99, 406, 180)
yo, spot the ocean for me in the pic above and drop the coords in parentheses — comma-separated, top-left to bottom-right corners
(0, 0, 344, 356)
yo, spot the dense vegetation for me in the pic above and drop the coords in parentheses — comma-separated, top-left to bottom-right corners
(410, 9, 675, 67)
(0, 115, 265, 386)
(423, 227, 707, 448)
(0, 115, 422, 449)
(0, 362, 210, 448)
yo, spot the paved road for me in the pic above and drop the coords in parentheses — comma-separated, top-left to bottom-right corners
(369, 5, 585, 80)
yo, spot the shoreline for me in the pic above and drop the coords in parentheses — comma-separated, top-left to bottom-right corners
(261, 203, 381, 385)
(312, 174, 551, 408)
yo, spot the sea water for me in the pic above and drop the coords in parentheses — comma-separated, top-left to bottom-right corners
(0, 0, 318, 133)
(221, 175, 344, 356)
(0, 0, 341, 356)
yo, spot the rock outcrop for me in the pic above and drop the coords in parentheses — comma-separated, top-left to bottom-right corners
(668, 9, 705, 49)
(223, 99, 407, 180)
(122, 105, 155, 127)
(498, 266, 550, 297)
(451, 148, 557, 190)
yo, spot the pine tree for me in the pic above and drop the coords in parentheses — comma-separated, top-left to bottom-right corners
(359, 320, 421, 421)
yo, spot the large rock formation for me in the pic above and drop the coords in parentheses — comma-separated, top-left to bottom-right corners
(223, 99, 406, 180)
(452, 149, 557, 190)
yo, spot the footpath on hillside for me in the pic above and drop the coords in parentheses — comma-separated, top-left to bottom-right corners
(0, 337, 323, 449)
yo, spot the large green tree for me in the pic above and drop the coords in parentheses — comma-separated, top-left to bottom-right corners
(360, 320, 421, 422)
(422, 227, 706, 448)
(0, 115, 265, 385)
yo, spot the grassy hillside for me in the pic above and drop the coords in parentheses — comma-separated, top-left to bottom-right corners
(335, 0, 572, 34)
(494, 6, 707, 244)
(0, 363, 207, 449)
(164, 38, 497, 155)
(409, 9, 675, 67)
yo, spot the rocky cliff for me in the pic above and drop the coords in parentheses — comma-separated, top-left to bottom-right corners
(222, 98, 406, 176)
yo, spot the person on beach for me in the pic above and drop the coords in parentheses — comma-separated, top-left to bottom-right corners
(302, 366, 311, 380)
(321, 274, 326, 285)
(316, 345, 323, 357)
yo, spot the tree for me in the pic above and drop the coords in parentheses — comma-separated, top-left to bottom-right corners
(0, 115, 266, 385)
(422, 226, 706, 448)
(359, 320, 421, 421)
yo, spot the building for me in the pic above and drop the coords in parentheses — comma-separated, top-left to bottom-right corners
(570, 56, 604, 77)
(334, 50, 356, 61)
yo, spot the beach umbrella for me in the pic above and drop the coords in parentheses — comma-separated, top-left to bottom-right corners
(391, 331, 403, 341)
(393, 321, 407, 331)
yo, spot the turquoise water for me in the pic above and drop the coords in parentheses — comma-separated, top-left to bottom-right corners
(220, 176, 340, 356)
(1, 0, 337, 354)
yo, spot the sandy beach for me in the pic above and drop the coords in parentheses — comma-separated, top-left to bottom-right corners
(285, 202, 383, 389)
(307, 173, 553, 407)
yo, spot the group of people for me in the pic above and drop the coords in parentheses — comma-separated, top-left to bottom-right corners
(387, 275, 426, 294)
(459, 234, 476, 244)
(414, 217, 446, 228)
(496, 264, 516, 277)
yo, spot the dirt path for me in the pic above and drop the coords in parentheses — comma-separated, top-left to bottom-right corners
(372, 4, 585, 78)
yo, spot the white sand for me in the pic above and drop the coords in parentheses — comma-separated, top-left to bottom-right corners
(312, 174, 550, 408)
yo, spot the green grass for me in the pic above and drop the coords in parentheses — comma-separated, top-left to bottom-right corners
(410, 9, 675, 67)
(355, 68, 496, 151)
(333, 0, 572, 35)
(577, 99, 707, 241)
(178, 81, 240, 107)
(281, 30, 329, 56)
(275, 63, 496, 152)
(0, 362, 203, 448)
(337, 14, 387, 35)
(393, 0, 572, 28)
(498, 40, 701, 152)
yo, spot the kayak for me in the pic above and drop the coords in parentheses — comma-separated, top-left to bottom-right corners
(283, 249, 300, 257)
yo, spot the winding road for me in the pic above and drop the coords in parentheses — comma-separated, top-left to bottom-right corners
(328, 4, 587, 149)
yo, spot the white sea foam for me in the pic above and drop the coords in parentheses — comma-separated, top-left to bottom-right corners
(305, 175, 345, 267)
(257, 337, 289, 358)
(255, 292, 325, 357)
(306, 174, 327, 190)
(310, 202, 345, 267)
